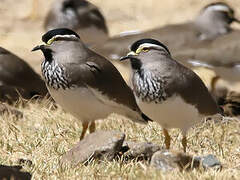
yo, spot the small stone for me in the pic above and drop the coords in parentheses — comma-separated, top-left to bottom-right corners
(18, 158, 33, 167)
(150, 150, 199, 171)
(0, 165, 31, 180)
(122, 141, 160, 161)
(194, 154, 222, 170)
(61, 131, 125, 166)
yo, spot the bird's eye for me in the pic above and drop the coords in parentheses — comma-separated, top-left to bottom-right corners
(142, 47, 149, 52)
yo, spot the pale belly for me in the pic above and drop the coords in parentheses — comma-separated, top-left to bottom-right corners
(136, 96, 203, 133)
(48, 87, 117, 122)
(48, 86, 140, 123)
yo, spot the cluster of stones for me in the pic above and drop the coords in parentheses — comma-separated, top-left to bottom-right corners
(61, 131, 222, 171)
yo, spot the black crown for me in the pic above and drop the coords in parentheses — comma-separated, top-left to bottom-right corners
(42, 28, 80, 44)
(130, 38, 171, 55)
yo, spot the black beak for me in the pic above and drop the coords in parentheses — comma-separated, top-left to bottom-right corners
(233, 17, 240, 23)
(120, 51, 138, 61)
(120, 56, 130, 61)
(32, 45, 44, 52)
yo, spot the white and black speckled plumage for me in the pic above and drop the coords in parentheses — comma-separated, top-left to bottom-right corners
(41, 60, 69, 90)
(133, 69, 167, 103)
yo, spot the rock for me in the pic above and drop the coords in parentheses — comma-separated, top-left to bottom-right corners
(61, 131, 125, 166)
(121, 141, 160, 161)
(194, 154, 222, 170)
(151, 150, 222, 171)
(150, 150, 199, 171)
(18, 159, 33, 167)
(0, 165, 31, 180)
(0, 103, 23, 118)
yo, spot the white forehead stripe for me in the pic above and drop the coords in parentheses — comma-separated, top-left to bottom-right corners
(138, 43, 163, 49)
(52, 34, 78, 39)
(206, 4, 230, 12)
(47, 34, 79, 44)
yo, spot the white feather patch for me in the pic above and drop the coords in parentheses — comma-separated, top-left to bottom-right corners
(119, 30, 142, 37)
(138, 43, 163, 49)
(206, 4, 231, 12)
(187, 59, 214, 68)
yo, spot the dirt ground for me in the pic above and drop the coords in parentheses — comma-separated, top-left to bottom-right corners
(1, 0, 240, 74)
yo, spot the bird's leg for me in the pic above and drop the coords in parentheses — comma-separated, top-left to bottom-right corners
(89, 121, 96, 133)
(80, 122, 89, 140)
(24, 0, 38, 20)
(182, 135, 187, 153)
(210, 75, 220, 94)
(163, 128, 171, 149)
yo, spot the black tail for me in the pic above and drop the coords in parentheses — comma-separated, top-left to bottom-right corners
(141, 113, 153, 122)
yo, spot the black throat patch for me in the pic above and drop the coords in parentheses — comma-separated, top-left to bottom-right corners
(130, 58, 142, 70)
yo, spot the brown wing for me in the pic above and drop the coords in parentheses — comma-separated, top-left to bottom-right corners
(165, 59, 220, 115)
(66, 49, 142, 114)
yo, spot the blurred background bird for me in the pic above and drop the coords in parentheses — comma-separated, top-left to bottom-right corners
(0, 47, 48, 103)
(93, 2, 239, 61)
(44, 0, 109, 46)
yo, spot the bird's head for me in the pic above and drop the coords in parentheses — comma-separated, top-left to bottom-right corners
(32, 28, 80, 61)
(201, 2, 239, 24)
(120, 38, 171, 70)
(195, 2, 240, 40)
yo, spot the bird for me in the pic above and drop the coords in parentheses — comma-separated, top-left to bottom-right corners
(120, 38, 220, 152)
(32, 28, 151, 140)
(93, 2, 239, 61)
(194, 2, 240, 40)
(44, 0, 109, 46)
(0, 47, 48, 103)
(174, 29, 240, 93)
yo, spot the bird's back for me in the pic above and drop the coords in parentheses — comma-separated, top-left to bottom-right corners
(68, 47, 142, 114)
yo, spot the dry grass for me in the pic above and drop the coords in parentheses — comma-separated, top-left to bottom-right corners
(0, 99, 239, 179)
(0, 0, 240, 179)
